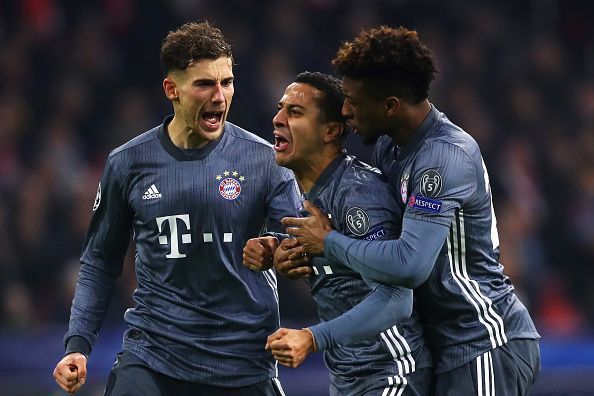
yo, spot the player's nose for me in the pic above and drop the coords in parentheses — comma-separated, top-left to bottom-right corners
(273, 108, 287, 128)
(211, 83, 225, 103)
(341, 101, 353, 119)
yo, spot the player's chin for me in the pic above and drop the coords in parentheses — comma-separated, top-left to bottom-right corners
(197, 126, 224, 141)
(273, 152, 293, 168)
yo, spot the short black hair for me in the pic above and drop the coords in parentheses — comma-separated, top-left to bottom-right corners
(160, 21, 233, 75)
(333, 26, 437, 103)
(294, 71, 345, 124)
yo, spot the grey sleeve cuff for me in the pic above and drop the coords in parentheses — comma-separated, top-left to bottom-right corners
(64, 335, 91, 358)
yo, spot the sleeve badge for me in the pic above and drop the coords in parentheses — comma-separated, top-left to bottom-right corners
(420, 169, 442, 197)
(346, 207, 370, 236)
(92, 182, 101, 211)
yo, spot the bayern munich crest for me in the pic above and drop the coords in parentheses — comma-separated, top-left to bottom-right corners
(216, 170, 244, 200)
(400, 173, 409, 203)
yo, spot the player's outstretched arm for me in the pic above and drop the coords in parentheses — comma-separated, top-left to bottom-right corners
(309, 283, 413, 350)
(53, 352, 87, 394)
(243, 236, 279, 271)
(326, 217, 448, 288)
(266, 328, 316, 368)
(282, 200, 446, 288)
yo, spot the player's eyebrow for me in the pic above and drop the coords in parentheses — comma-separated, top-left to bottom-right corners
(287, 104, 306, 110)
(192, 76, 234, 84)
(192, 78, 216, 85)
(278, 102, 306, 111)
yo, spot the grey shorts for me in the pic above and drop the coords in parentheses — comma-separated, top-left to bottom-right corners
(432, 339, 540, 396)
(104, 350, 285, 396)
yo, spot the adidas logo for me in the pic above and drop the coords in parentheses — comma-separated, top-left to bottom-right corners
(142, 184, 162, 200)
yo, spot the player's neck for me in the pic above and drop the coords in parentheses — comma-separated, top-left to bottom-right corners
(294, 151, 341, 193)
(167, 116, 214, 149)
(389, 99, 431, 146)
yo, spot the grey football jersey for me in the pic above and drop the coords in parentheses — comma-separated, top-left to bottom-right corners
(306, 153, 431, 394)
(65, 117, 301, 386)
(373, 106, 540, 373)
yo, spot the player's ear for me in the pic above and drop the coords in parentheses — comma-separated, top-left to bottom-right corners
(163, 77, 179, 101)
(385, 96, 400, 116)
(323, 122, 344, 144)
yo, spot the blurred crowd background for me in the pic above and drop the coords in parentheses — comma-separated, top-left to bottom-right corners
(0, 0, 593, 394)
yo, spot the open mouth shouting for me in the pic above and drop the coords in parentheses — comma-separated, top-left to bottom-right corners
(273, 131, 291, 152)
(201, 110, 225, 131)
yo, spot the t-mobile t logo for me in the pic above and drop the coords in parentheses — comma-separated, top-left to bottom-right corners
(156, 214, 192, 258)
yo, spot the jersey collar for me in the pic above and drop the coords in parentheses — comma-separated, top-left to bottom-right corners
(158, 115, 224, 161)
(304, 150, 348, 202)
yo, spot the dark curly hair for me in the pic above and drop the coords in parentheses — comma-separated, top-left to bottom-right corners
(332, 26, 437, 103)
(160, 21, 233, 75)
(294, 71, 345, 124)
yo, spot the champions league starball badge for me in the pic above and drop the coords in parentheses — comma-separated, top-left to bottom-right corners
(420, 169, 442, 198)
(216, 170, 244, 200)
(346, 207, 370, 236)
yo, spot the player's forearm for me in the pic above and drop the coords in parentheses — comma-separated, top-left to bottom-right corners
(308, 285, 413, 350)
(63, 261, 119, 355)
(325, 217, 448, 288)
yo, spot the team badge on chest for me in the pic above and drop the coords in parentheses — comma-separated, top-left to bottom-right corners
(216, 170, 245, 200)
(400, 173, 409, 203)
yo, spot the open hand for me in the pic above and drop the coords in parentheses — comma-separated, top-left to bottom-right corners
(274, 238, 312, 279)
(281, 201, 333, 255)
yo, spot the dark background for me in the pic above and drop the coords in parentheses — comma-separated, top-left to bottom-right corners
(0, 0, 593, 394)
